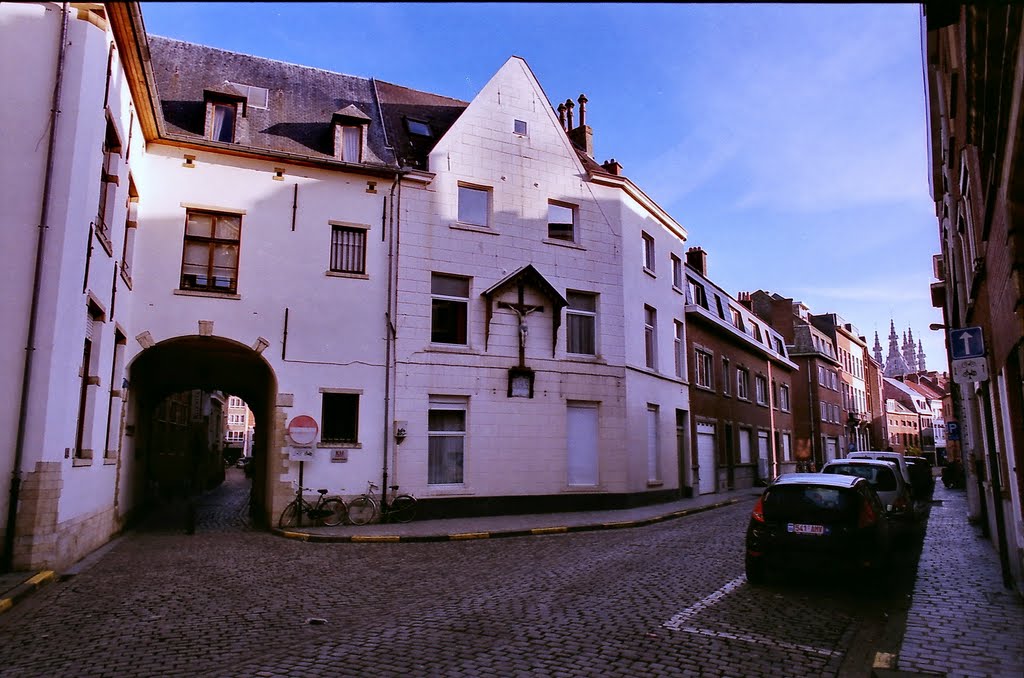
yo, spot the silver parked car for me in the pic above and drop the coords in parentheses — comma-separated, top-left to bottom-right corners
(820, 459, 917, 529)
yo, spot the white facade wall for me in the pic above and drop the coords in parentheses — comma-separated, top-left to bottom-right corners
(2, 3, 143, 565)
(130, 145, 393, 495)
(391, 58, 689, 499)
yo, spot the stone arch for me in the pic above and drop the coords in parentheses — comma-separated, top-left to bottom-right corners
(125, 334, 282, 527)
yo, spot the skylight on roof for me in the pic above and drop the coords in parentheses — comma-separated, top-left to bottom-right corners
(406, 118, 432, 137)
(227, 81, 269, 109)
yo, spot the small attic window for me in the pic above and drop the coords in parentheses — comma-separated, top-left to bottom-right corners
(406, 118, 432, 137)
(514, 119, 528, 136)
(226, 81, 269, 109)
(212, 103, 236, 143)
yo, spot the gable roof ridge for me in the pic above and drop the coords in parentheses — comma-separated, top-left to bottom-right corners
(148, 34, 374, 85)
(373, 78, 469, 106)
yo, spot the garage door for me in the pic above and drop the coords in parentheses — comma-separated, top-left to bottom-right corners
(696, 422, 716, 495)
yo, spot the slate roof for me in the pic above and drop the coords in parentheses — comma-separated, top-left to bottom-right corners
(147, 36, 469, 170)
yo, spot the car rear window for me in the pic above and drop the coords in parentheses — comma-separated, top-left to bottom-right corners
(823, 464, 897, 491)
(763, 485, 857, 522)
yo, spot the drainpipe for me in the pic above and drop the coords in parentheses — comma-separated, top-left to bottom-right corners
(381, 170, 405, 517)
(4, 2, 70, 572)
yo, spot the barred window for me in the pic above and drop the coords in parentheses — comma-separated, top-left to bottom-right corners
(330, 225, 367, 274)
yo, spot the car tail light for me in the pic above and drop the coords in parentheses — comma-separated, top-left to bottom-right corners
(893, 493, 910, 512)
(858, 500, 877, 528)
(751, 496, 765, 523)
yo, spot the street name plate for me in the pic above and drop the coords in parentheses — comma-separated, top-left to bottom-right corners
(288, 445, 314, 461)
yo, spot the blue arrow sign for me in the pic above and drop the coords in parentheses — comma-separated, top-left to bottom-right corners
(949, 327, 985, 360)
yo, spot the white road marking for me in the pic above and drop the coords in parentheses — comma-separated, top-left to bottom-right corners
(662, 575, 840, 658)
(663, 575, 747, 630)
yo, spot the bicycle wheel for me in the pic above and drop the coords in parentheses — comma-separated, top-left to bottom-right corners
(321, 498, 347, 527)
(389, 495, 417, 523)
(278, 500, 302, 528)
(346, 496, 378, 526)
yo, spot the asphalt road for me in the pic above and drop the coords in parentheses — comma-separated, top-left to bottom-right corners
(0, 469, 924, 677)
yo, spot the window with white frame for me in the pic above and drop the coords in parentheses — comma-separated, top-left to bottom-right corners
(431, 273, 470, 344)
(211, 103, 236, 143)
(330, 224, 367, 274)
(694, 348, 713, 389)
(686, 278, 708, 309)
(644, 305, 657, 369)
(642, 232, 656, 271)
(722, 358, 730, 395)
(780, 384, 790, 411)
(755, 374, 768, 405)
(340, 126, 362, 163)
(674, 321, 684, 378)
(730, 307, 744, 331)
(782, 432, 792, 461)
(566, 291, 597, 355)
(671, 254, 683, 289)
(428, 396, 467, 485)
(548, 201, 576, 241)
(321, 392, 359, 444)
(737, 367, 750, 400)
(646, 404, 661, 483)
(821, 402, 828, 421)
(457, 184, 490, 227)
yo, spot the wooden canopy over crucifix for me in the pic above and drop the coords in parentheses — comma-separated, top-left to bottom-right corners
(481, 264, 568, 360)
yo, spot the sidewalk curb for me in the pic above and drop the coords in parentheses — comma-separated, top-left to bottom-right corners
(0, 571, 56, 615)
(272, 498, 740, 543)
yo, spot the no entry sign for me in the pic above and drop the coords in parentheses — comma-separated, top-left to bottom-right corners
(287, 415, 318, 445)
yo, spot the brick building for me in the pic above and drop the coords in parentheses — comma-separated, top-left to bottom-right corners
(924, 2, 1023, 589)
(682, 252, 797, 494)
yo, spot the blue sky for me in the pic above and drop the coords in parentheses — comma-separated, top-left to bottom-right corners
(139, 2, 946, 370)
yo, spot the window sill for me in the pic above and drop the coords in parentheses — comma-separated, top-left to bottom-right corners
(317, 442, 362, 449)
(449, 222, 498, 236)
(542, 237, 585, 251)
(325, 271, 369, 280)
(103, 455, 117, 465)
(643, 267, 657, 279)
(95, 228, 114, 257)
(694, 384, 715, 393)
(174, 289, 242, 300)
(426, 343, 477, 355)
(422, 487, 473, 496)
(565, 353, 604, 363)
(72, 455, 93, 467)
(646, 481, 664, 488)
(562, 484, 606, 492)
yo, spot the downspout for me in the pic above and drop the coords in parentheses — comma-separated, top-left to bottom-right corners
(767, 360, 778, 479)
(807, 359, 817, 471)
(381, 171, 403, 517)
(4, 2, 70, 572)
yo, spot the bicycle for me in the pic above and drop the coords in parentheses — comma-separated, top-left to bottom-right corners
(278, 485, 347, 528)
(346, 481, 417, 525)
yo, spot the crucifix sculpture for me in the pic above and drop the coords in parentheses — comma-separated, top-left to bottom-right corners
(498, 281, 544, 368)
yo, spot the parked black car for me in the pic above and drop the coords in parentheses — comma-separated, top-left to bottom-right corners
(903, 455, 936, 500)
(745, 473, 891, 585)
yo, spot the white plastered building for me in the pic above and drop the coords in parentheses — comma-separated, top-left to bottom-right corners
(2, 2, 691, 570)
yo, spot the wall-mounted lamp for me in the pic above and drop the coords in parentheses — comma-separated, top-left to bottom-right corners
(394, 420, 408, 444)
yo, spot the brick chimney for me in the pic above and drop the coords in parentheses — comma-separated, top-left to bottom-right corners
(686, 247, 707, 277)
(601, 159, 623, 175)
(567, 94, 594, 157)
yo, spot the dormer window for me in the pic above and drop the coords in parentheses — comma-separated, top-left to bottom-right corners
(406, 118, 432, 137)
(212, 103, 236, 143)
(332, 105, 371, 163)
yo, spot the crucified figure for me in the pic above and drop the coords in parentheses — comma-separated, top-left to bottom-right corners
(498, 283, 543, 367)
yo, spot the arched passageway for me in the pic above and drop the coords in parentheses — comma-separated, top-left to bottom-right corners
(126, 336, 278, 530)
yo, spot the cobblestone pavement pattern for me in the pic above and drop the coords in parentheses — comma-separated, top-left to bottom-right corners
(0, 469, 922, 677)
(895, 485, 1024, 677)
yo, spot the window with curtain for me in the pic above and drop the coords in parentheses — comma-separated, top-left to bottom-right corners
(212, 103, 236, 143)
(330, 225, 367, 274)
(341, 126, 361, 162)
(566, 291, 596, 355)
(428, 398, 466, 485)
(180, 209, 242, 293)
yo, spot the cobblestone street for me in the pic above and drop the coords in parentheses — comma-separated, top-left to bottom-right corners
(0, 469, 924, 677)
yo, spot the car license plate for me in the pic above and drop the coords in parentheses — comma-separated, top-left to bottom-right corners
(787, 523, 827, 536)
